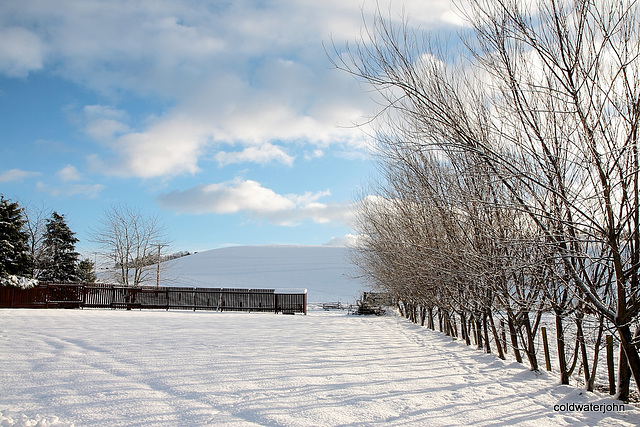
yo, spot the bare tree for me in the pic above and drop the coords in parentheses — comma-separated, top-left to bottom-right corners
(21, 200, 50, 279)
(336, 0, 640, 398)
(90, 204, 170, 287)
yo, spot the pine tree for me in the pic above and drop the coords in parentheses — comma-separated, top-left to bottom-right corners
(76, 258, 97, 283)
(0, 196, 32, 278)
(40, 211, 80, 282)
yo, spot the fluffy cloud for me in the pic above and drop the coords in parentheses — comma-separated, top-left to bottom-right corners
(0, 27, 43, 77)
(89, 116, 209, 178)
(157, 179, 354, 226)
(82, 105, 130, 141)
(0, 168, 40, 183)
(81, 105, 210, 177)
(57, 165, 82, 182)
(159, 179, 295, 215)
(215, 144, 295, 167)
(1, 0, 458, 178)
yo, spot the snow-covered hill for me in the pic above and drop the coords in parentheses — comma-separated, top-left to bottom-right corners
(161, 245, 364, 303)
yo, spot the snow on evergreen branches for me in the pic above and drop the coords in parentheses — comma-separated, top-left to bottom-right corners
(0, 275, 38, 289)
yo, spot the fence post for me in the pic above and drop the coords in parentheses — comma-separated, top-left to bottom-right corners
(607, 335, 616, 395)
(542, 326, 552, 371)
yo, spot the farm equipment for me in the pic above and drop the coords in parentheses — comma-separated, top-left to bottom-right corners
(354, 292, 391, 316)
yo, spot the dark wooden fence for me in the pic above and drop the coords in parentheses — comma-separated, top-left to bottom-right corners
(0, 283, 307, 314)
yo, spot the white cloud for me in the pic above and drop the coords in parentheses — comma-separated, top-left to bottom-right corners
(36, 181, 104, 198)
(0, 168, 40, 183)
(3, 0, 457, 178)
(304, 149, 324, 161)
(57, 165, 82, 182)
(157, 178, 354, 226)
(158, 179, 294, 215)
(0, 27, 43, 77)
(215, 144, 295, 167)
(82, 105, 130, 141)
(89, 116, 209, 178)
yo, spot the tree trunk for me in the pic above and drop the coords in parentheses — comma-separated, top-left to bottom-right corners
(617, 323, 640, 398)
(488, 310, 505, 359)
(587, 317, 604, 392)
(483, 311, 491, 354)
(508, 313, 522, 363)
(461, 312, 471, 345)
(555, 313, 569, 384)
(476, 316, 483, 351)
(471, 316, 478, 346)
(397, 301, 405, 318)
(450, 312, 458, 338)
(443, 310, 450, 336)
(522, 312, 539, 371)
(617, 339, 631, 401)
(576, 318, 591, 388)
(427, 306, 434, 330)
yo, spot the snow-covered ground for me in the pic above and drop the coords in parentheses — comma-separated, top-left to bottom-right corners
(150, 245, 362, 304)
(1, 308, 638, 426)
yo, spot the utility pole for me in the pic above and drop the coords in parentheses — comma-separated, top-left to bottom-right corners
(156, 244, 168, 288)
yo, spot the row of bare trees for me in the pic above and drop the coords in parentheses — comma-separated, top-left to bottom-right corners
(335, 0, 640, 400)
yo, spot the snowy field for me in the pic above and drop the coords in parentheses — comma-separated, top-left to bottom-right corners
(1, 308, 638, 426)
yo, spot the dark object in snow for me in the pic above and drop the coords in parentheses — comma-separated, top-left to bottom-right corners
(322, 302, 344, 310)
(354, 292, 391, 316)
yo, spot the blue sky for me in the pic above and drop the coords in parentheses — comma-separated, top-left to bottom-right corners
(0, 0, 461, 256)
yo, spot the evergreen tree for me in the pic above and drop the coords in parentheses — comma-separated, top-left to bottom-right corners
(76, 258, 97, 283)
(0, 196, 32, 278)
(40, 211, 79, 282)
